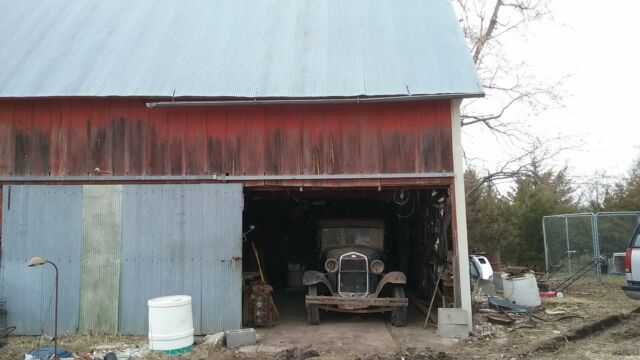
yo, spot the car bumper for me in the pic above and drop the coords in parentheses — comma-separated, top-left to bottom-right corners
(622, 283, 640, 300)
(305, 295, 407, 311)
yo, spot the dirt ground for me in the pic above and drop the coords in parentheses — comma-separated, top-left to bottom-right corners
(460, 275, 639, 359)
(532, 314, 640, 359)
(2, 276, 637, 360)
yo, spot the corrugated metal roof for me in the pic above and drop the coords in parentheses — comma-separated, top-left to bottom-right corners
(0, 0, 483, 99)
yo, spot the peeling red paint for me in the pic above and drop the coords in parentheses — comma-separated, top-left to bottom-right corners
(0, 98, 453, 187)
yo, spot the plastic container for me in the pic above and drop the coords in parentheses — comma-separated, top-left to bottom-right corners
(501, 273, 541, 307)
(470, 255, 494, 280)
(148, 295, 194, 354)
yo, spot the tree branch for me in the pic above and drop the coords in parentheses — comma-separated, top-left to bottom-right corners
(473, 0, 503, 64)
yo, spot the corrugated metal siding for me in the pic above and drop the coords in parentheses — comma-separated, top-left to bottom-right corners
(118, 184, 242, 335)
(0, 99, 453, 185)
(199, 186, 243, 333)
(0, 0, 482, 98)
(0, 185, 82, 335)
(79, 185, 122, 334)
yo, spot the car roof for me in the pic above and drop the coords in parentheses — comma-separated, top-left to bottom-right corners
(319, 219, 385, 229)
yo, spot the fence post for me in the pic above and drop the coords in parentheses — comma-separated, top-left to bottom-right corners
(542, 217, 549, 273)
(593, 213, 601, 279)
(565, 217, 572, 274)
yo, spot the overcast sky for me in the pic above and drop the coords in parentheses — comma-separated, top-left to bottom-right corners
(463, 0, 640, 186)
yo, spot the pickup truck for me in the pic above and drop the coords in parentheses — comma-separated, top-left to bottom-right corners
(623, 224, 640, 299)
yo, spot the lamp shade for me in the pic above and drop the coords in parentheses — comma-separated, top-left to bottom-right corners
(28, 257, 46, 267)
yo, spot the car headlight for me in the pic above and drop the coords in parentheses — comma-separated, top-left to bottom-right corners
(370, 260, 384, 274)
(325, 258, 338, 273)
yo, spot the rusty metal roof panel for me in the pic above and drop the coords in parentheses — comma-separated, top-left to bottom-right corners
(0, 0, 483, 99)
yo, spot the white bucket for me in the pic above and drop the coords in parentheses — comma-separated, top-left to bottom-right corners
(501, 273, 541, 307)
(148, 295, 194, 352)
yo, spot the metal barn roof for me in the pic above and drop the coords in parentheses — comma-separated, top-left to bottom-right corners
(0, 0, 483, 99)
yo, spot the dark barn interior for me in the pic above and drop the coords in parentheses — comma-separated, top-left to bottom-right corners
(241, 187, 455, 325)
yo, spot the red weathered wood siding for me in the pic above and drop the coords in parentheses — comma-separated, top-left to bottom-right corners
(0, 99, 453, 186)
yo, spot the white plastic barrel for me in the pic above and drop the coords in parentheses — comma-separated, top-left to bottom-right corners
(501, 273, 541, 307)
(148, 295, 194, 352)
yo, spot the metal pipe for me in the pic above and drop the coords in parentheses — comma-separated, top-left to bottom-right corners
(223, 173, 454, 180)
(542, 217, 549, 273)
(594, 211, 640, 216)
(0, 175, 219, 182)
(145, 93, 480, 108)
(565, 217, 572, 274)
(591, 215, 600, 279)
(0, 172, 454, 183)
(543, 213, 594, 219)
(46, 260, 59, 360)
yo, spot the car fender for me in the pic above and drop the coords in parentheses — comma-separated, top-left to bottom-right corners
(371, 271, 407, 298)
(303, 270, 334, 295)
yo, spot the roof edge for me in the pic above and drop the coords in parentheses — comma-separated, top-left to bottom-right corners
(144, 93, 484, 108)
(0, 92, 485, 103)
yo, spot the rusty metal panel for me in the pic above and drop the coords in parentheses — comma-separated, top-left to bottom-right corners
(0, 185, 83, 335)
(0, 102, 12, 175)
(0, 99, 453, 186)
(118, 184, 243, 335)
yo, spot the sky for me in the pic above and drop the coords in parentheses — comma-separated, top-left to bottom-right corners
(463, 0, 640, 186)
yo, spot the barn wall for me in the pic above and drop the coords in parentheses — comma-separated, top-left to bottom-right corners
(0, 99, 453, 182)
(1, 184, 243, 335)
(1, 185, 83, 335)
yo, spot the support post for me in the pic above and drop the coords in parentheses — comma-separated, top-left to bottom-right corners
(565, 217, 572, 274)
(450, 99, 472, 332)
(542, 217, 549, 273)
(592, 214, 601, 279)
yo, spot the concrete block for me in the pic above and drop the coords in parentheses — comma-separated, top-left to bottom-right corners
(225, 328, 257, 348)
(438, 308, 469, 338)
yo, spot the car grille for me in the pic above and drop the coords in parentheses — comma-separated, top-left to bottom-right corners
(341, 258, 368, 271)
(339, 252, 368, 297)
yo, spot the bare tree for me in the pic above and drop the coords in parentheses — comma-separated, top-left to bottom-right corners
(465, 137, 571, 195)
(454, 0, 566, 182)
(573, 171, 615, 212)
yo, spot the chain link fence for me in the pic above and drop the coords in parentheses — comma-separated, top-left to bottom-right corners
(543, 212, 640, 278)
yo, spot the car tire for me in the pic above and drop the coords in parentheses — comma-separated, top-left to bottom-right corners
(391, 286, 408, 327)
(307, 285, 320, 325)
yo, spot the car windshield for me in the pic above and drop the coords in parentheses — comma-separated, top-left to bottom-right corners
(633, 227, 640, 248)
(320, 227, 383, 251)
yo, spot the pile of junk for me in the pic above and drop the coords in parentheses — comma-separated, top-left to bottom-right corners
(469, 253, 585, 334)
(469, 254, 541, 314)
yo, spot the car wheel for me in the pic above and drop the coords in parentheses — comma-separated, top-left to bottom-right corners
(307, 285, 320, 325)
(391, 286, 407, 327)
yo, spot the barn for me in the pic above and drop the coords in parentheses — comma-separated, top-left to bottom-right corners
(0, 0, 483, 336)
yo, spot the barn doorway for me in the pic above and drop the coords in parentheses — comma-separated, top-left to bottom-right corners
(240, 187, 454, 331)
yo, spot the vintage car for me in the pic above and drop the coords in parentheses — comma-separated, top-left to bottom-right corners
(303, 219, 408, 326)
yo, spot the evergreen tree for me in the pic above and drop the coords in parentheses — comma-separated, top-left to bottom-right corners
(465, 159, 577, 270)
(465, 169, 517, 254)
(603, 157, 640, 211)
(508, 163, 577, 269)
